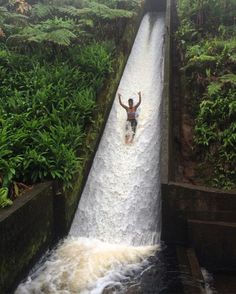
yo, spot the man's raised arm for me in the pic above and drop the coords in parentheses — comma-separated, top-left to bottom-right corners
(135, 91, 142, 108)
(118, 93, 128, 109)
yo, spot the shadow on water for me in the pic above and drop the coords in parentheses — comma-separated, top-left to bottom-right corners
(102, 245, 185, 294)
(147, 12, 162, 42)
(102, 245, 212, 294)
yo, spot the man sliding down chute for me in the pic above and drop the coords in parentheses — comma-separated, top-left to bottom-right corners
(118, 91, 142, 144)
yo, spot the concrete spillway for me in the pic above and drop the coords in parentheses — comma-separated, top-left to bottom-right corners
(70, 12, 165, 246)
(16, 12, 165, 294)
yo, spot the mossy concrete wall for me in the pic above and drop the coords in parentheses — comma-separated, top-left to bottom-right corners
(0, 182, 53, 294)
(145, 0, 167, 11)
(162, 183, 236, 270)
(162, 182, 236, 244)
(161, 0, 236, 272)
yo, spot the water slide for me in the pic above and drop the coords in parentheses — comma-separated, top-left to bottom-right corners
(16, 12, 166, 294)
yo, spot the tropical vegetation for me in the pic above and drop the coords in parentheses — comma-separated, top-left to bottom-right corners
(0, 0, 140, 207)
(176, 0, 236, 189)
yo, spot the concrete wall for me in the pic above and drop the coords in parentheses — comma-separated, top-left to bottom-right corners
(0, 183, 53, 293)
(162, 182, 236, 244)
(161, 0, 173, 184)
(161, 182, 236, 270)
(145, 0, 166, 12)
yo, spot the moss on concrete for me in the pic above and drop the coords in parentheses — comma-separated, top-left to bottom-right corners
(0, 182, 53, 293)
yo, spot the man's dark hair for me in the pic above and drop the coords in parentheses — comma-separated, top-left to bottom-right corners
(128, 98, 133, 104)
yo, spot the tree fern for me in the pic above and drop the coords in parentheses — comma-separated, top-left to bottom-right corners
(7, 18, 78, 47)
(0, 6, 11, 21)
(45, 29, 77, 46)
(56, 5, 86, 17)
(87, 2, 134, 20)
(0, 5, 28, 25)
(87, 0, 140, 10)
(30, 3, 54, 20)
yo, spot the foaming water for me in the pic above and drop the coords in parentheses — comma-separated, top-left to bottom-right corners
(71, 12, 165, 246)
(16, 12, 165, 294)
(16, 238, 158, 293)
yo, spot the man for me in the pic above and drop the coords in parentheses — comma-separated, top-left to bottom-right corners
(118, 91, 142, 144)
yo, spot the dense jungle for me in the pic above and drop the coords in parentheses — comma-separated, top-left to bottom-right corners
(0, 0, 140, 207)
(176, 0, 236, 189)
(0, 0, 236, 209)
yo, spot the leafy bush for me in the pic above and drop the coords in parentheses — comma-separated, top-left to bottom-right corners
(176, 0, 236, 189)
(0, 40, 114, 207)
(0, 0, 138, 207)
(195, 90, 236, 188)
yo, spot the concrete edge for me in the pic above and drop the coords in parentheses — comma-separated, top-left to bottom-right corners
(160, 0, 173, 184)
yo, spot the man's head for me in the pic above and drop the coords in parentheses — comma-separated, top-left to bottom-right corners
(128, 98, 133, 107)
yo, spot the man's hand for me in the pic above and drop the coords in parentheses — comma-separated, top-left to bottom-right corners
(138, 91, 141, 96)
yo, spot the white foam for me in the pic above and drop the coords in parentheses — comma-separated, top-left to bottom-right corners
(70, 12, 165, 246)
(16, 238, 159, 293)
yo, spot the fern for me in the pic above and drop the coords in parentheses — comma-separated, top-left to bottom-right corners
(87, 2, 134, 19)
(61, 2, 134, 20)
(56, 5, 86, 17)
(44, 29, 77, 45)
(0, 187, 12, 208)
(0, 6, 10, 21)
(212, 38, 236, 51)
(207, 81, 222, 96)
(190, 55, 216, 63)
(30, 3, 55, 20)
(229, 54, 236, 63)
(220, 74, 236, 85)
(0, 6, 28, 25)
(7, 18, 78, 47)
(96, 0, 141, 10)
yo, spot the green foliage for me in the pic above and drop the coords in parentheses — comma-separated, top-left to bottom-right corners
(0, 188, 12, 208)
(0, 0, 137, 206)
(207, 82, 221, 96)
(84, 2, 134, 20)
(177, 0, 236, 34)
(7, 17, 78, 47)
(0, 40, 114, 204)
(30, 3, 54, 19)
(195, 90, 236, 188)
(73, 42, 114, 75)
(1, 0, 138, 52)
(177, 0, 236, 189)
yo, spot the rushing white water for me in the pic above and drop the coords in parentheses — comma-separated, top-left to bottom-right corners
(71, 12, 165, 246)
(16, 12, 165, 294)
